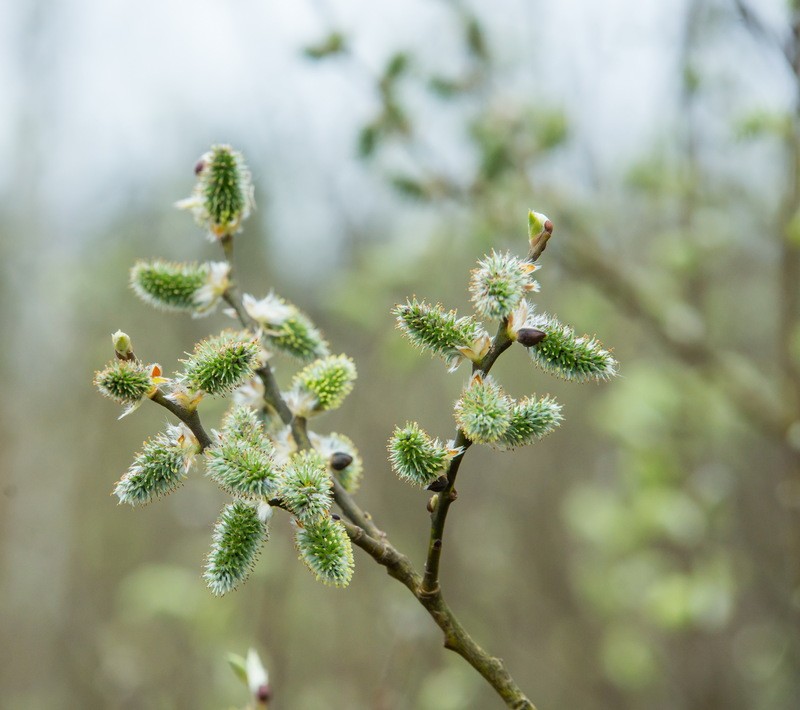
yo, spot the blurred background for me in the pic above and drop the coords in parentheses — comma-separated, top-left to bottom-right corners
(2, 0, 799, 708)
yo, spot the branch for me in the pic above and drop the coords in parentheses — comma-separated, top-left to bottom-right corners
(341, 518, 537, 710)
(732, 0, 798, 74)
(217, 228, 535, 708)
(421, 321, 513, 595)
(149, 389, 214, 450)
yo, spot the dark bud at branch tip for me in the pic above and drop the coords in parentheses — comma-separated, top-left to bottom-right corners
(194, 160, 206, 175)
(256, 683, 272, 703)
(331, 514, 341, 521)
(330, 452, 353, 471)
(426, 475, 448, 492)
(543, 219, 553, 233)
(516, 328, 546, 347)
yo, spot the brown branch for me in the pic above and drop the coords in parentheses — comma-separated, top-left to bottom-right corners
(216, 232, 537, 708)
(149, 390, 213, 450)
(421, 321, 514, 595)
(341, 518, 537, 709)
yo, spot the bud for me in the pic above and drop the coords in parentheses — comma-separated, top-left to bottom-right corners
(130, 260, 229, 316)
(426, 494, 439, 513)
(330, 452, 353, 471)
(205, 436, 280, 499)
(180, 331, 260, 397)
(279, 450, 333, 523)
(497, 395, 563, 449)
(388, 423, 458, 487)
(291, 355, 357, 414)
(309, 431, 363, 492)
(393, 298, 484, 370)
(177, 144, 255, 239)
(114, 423, 199, 505)
(204, 500, 268, 596)
(295, 515, 354, 588)
(426, 475, 448, 492)
(527, 210, 551, 240)
(515, 327, 546, 347)
(526, 313, 618, 382)
(112, 330, 134, 360)
(453, 374, 513, 444)
(245, 648, 272, 704)
(469, 251, 539, 320)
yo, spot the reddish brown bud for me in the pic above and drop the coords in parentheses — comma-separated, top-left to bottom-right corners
(543, 219, 553, 234)
(194, 159, 206, 175)
(426, 475, 448, 492)
(330, 452, 353, 471)
(256, 683, 272, 703)
(516, 327, 546, 347)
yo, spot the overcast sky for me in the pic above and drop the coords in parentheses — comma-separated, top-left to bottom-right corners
(0, 0, 790, 265)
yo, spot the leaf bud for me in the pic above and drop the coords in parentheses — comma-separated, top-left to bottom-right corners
(112, 330, 135, 360)
(515, 327, 546, 347)
(330, 452, 354, 471)
(310, 431, 363, 492)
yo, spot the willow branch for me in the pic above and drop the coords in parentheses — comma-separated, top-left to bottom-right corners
(149, 390, 214, 451)
(215, 233, 535, 708)
(421, 321, 513, 594)
(341, 517, 537, 710)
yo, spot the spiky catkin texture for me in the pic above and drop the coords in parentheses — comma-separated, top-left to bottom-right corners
(94, 360, 153, 405)
(114, 424, 197, 505)
(527, 313, 618, 382)
(393, 299, 481, 363)
(497, 395, 563, 449)
(469, 251, 537, 320)
(220, 404, 264, 445)
(269, 314, 330, 362)
(182, 145, 255, 239)
(292, 355, 357, 413)
(295, 516, 354, 588)
(180, 331, 260, 396)
(204, 500, 267, 596)
(205, 437, 280, 499)
(279, 450, 333, 523)
(388, 422, 453, 487)
(454, 375, 513, 444)
(130, 260, 210, 313)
